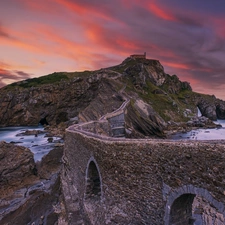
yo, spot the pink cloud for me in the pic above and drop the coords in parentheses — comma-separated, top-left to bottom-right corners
(0, 0, 225, 100)
(147, 2, 177, 21)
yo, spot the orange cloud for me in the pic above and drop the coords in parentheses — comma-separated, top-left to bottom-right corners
(0, 33, 49, 56)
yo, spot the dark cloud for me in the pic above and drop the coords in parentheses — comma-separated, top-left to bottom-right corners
(0, 68, 32, 88)
(158, 0, 225, 16)
(175, 15, 204, 27)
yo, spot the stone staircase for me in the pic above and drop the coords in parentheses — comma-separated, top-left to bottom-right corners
(108, 114, 126, 137)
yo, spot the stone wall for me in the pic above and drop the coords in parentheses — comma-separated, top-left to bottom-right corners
(62, 124, 225, 225)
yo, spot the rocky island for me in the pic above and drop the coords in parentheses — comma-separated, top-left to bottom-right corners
(0, 55, 225, 224)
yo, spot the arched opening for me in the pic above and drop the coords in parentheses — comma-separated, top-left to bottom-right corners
(39, 117, 49, 125)
(165, 185, 225, 225)
(169, 194, 196, 225)
(85, 160, 101, 201)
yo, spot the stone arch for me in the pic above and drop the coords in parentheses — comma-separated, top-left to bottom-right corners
(84, 157, 102, 201)
(169, 193, 196, 225)
(164, 184, 225, 225)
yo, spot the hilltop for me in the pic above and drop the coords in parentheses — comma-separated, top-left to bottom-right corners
(0, 56, 225, 138)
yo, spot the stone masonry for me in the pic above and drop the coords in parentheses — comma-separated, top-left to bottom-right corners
(62, 121, 225, 225)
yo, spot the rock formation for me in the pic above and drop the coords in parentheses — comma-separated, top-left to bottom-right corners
(0, 142, 63, 225)
(125, 99, 166, 138)
(0, 141, 36, 195)
(0, 56, 225, 136)
(216, 99, 225, 119)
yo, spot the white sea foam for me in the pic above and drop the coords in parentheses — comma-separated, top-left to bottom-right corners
(171, 120, 225, 140)
(0, 126, 61, 161)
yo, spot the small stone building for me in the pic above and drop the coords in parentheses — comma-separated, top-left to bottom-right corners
(130, 52, 146, 59)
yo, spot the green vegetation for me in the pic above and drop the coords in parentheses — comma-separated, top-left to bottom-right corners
(66, 70, 93, 79)
(122, 72, 195, 122)
(7, 72, 69, 88)
(4, 70, 93, 90)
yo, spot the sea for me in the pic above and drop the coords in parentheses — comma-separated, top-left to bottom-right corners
(0, 126, 61, 161)
(171, 119, 225, 140)
(170, 107, 225, 140)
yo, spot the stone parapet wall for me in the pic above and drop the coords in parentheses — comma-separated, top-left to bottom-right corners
(72, 120, 111, 137)
(62, 126, 225, 225)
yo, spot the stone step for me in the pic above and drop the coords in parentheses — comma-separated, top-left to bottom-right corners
(111, 126, 125, 130)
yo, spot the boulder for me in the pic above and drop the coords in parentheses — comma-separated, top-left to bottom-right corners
(0, 141, 36, 195)
(186, 116, 220, 128)
(37, 145, 63, 179)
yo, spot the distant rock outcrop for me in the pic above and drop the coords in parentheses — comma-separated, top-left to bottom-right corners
(197, 96, 225, 121)
(197, 97, 217, 121)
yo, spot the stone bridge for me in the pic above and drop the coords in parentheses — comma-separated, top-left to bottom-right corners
(62, 105, 225, 225)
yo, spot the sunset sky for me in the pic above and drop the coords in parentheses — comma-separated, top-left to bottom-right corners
(1, 0, 225, 99)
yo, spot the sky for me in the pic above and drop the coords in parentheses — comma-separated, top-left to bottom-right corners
(0, 0, 225, 100)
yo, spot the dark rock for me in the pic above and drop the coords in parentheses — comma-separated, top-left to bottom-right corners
(0, 175, 61, 225)
(0, 141, 36, 195)
(39, 117, 49, 125)
(152, 89, 165, 95)
(10, 141, 23, 144)
(37, 145, 63, 179)
(16, 129, 46, 136)
(125, 99, 166, 138)
(0, 143, 63, 225)
(162, 74, 192, 94)
(186, 116, 218, 128)
(216, 100, 225, 119)
(47, 137, 53, 143)
(197, 98, 217, 121)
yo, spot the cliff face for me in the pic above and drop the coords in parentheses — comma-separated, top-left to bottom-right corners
(0, 76, 100, 126)
(0, 56, 225, 137)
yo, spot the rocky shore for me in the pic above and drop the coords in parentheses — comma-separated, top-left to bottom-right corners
(165, 116, 222, 137)
(0, 141, 64, 225)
